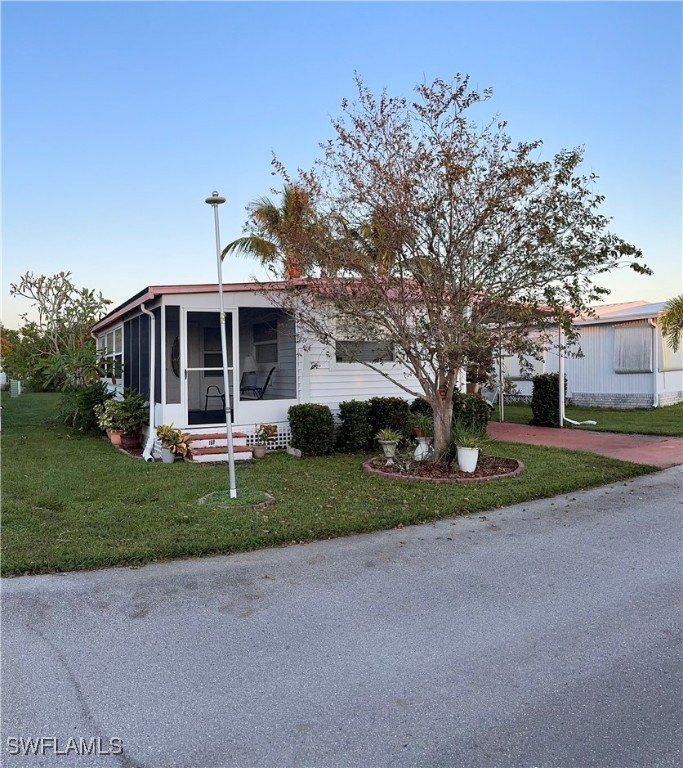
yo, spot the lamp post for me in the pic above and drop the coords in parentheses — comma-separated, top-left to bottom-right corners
(205, 191, 237, 498)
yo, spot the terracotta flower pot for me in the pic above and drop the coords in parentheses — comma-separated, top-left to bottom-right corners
(252, 444, 267, 459)
(108, 430, 123, 446)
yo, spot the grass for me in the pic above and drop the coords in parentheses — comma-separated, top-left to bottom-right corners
(1, 392, 658, 577)
(493, 402, 683, 436)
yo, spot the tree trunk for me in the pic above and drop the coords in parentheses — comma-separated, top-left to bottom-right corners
(432, 396, 454, 459)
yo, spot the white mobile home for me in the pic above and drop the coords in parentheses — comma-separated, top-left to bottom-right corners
(566, 301, 683, 408)
(91, 282, 422, 458)
(501, 301, 683, 409)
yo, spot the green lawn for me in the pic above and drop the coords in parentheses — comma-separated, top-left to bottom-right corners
(1, 392, 657, 577)
(493, 402, 683, 436)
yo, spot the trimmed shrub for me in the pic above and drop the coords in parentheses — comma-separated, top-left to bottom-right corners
(288, 403, 335, 456)
(336, 400, 373, 453)
(409, 397, 433, 416)
(530, 373, 566, 427)
(368, 396, 411, 437)
(452, 392, 491, 432)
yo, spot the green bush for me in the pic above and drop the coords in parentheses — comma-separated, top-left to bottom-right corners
(58, 381, 113, 435)
(336, 400, 373, 452)
(368, 396, 411, 437)
(118, 388, 149, 434)
(288, 403, 335, 456)
(452, 392, 490, 432)
(409, 397, 433, 417)
(530, 373, 565, 427)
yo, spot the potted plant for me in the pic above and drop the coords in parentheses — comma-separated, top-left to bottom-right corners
(94, 399, 124, 445)
(117, 388, 149, 450)
(466, 346, 495, 394)
(376, 428, 402, 465)
(253, 423, 278, 458)
(411, 413, 434, 461)
(451, 423, 488, 473)
(156, 424, 193, 463)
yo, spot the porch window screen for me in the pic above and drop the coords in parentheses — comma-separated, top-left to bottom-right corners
(613, 325, 652, 374)
(336, 340, 394, 363)
(123, 314, 150, 395)
(253, 322, 278, 364)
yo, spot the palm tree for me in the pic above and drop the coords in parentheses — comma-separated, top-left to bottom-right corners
(660, 294, 683, 352)
(222, 185, 317, 279)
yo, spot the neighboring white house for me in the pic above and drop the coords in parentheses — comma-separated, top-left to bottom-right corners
(91, 282, 424, 451)
(502, 300, 683, 408)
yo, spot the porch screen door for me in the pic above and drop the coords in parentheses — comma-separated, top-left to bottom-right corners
(184, 310, 235, 426)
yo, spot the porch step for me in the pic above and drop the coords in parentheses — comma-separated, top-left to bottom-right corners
(189, 445, 253, 463)
(185, 431, 253, 463)
(188, 431, 248, 441)
(187, 432, 249, 450)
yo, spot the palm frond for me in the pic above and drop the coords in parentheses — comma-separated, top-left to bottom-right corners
(660, 294, 683, 352)
(248, 197, 282, 230)
(221, 236, 278, 264)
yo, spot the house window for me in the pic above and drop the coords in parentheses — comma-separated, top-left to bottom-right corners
(253, 321, 278, 364)
(614, 325, 652, 373)
(336, 340, 394, 363)
(98, 327, 123, 382)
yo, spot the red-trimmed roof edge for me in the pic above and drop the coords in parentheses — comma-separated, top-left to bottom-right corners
(91, 281, 289, 334)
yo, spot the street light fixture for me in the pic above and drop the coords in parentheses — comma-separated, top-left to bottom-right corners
(205, 191, 237, 498)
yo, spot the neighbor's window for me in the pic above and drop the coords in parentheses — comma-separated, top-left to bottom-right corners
(614, 325, 652, 373)
(335, 340, 394, 364)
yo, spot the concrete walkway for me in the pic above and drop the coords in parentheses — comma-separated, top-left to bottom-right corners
(488, 421, 683, 468)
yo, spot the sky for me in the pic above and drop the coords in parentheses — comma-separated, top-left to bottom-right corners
(2, 0, 682, 328)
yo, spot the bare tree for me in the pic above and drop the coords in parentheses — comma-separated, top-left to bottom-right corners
(243, 75, 650, 456)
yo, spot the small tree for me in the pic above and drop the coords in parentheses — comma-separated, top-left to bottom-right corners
(238, 75, 649, 457)
(8, 271, 111, 389)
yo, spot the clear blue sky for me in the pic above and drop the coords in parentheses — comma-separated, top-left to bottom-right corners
(2, 0, 681, 327)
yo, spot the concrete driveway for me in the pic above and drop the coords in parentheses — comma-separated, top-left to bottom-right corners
(488, 421, 683, 468)
(2, 467, 681, 768)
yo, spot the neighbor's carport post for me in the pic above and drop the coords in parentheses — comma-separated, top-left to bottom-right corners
(205, 191, 237, 498)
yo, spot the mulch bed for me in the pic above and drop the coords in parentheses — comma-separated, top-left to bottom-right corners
(363, 454, 524, 483)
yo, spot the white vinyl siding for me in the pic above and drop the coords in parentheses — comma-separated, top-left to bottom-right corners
(306, 336, 421, 412)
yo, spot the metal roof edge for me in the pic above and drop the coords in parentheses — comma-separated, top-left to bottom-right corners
(90, 281, 287, 334)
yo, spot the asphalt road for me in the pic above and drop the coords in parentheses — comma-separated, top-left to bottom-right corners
(2, 467, 681, 768)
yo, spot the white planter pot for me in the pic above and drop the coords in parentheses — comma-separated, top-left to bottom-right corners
(457, 446, 479, 473)
(414, 437, 432, 461)
(160, 447, 176, 464)
(378, 440, 398, 465)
